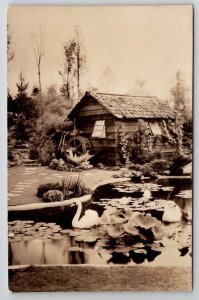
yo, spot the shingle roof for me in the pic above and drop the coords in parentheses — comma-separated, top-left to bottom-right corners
(68, 91, 175, 119)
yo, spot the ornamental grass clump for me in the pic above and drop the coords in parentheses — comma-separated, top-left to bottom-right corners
(37, 175, 90, 202)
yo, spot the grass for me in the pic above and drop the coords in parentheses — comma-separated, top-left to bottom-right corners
(9, 265, 192, 292)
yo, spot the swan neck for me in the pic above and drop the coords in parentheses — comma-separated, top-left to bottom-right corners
(72, 202, 82, 226)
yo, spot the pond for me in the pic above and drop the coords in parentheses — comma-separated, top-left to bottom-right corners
(8, 177, 192, 267)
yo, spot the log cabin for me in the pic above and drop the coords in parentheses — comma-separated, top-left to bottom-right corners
(67, 91, 178, 165)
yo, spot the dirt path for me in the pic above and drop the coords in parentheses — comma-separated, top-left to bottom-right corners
(8, 166, 122, 206)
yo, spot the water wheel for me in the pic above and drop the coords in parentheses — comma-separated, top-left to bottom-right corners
(66, 136, 91, 157)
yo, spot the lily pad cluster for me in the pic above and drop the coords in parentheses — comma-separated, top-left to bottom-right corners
(175, 189, 192, 199)
(100, 208, 164, 241)
(113, 182, 172, 194)
(8, 220, 63, 243)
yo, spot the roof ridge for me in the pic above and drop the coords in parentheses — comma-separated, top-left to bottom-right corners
(96, 92, 157, 98)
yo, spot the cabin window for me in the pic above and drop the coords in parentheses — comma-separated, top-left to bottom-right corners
(92, 120, 106, 138)
(149, 122, 162, 136)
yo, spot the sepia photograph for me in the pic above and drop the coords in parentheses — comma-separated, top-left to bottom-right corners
(7, 5, 192, 292)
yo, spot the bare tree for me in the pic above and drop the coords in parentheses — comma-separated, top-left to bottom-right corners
(33, 26, 45, 94)
(75, 27, 87, 98)
(60, 28, 87, 102)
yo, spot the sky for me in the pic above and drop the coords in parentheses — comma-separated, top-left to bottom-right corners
(8, 5, 193, 101)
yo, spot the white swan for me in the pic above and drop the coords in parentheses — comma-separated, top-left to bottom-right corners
(72, 201, 100, 228)
(162, 201, 182, 222)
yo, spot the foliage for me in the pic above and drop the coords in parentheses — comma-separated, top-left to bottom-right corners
(49, 157, 93, 171)
(102, 210, 164, 241)
(149, 159, 171, 173)
(77, 161, 93, 170)
(132, 120, 153, 163)
(61, 176, 90, 199)
(170, 153, 192, 175)
(12, 72, 39, 120)
(170, 71, 192, 153)
(49, 158, 66, 170)
(42, 190, 64, 202)
(119, 126, 130, 165)
(171, 71, 191, 120)
(29, 85, 72, 164)
(37, 176, 90, 200)
(37, 182, 62, 198)
(128, 159, 171, 176)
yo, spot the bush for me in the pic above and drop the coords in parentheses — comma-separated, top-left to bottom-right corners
(37, 183, 62, 198)
(149, 159, 171, 174)
(29, 148, 39, 160)
(129, 159, 171, 177)
(42, 190, 64, 202)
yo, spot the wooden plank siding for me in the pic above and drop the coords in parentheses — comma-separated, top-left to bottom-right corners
(75, 98, 109, 117)
(71, 98, 177, 163)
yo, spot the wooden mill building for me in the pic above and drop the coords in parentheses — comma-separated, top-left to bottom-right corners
(67, 91, 177, 164)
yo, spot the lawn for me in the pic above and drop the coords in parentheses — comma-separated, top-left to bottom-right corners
(9, 265, 192, 292)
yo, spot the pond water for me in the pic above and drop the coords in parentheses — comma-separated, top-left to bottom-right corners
(8, 177, 192, 267)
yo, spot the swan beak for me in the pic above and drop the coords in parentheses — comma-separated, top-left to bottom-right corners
(70, 203, 75, 207)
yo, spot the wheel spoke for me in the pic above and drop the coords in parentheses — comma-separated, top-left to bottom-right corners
(76, 143, 82, 150)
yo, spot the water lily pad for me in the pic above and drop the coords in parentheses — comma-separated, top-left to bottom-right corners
(35, 222, 47, 226)
(52, 228, 61, 233)
(68, 246, 83, 252)
(123, 223, 139, 236)
(151, 225, 164, 240)
(69, 230, 85, 237)
(106, 224, 124, 238)
(47, 223, 57, 226)
(133, 242, 145, 248)
(83, 236, 99, 243)
(60, 229, 73, 234)
(51, 235, 64, 240)
(114, 246, 132, 253)
(133, 213, 159, 230)
(96, 239, 111, 247)
(23, 220, 34, 224)
(74, 236, 85, 242)
(134, 249, 147, 254)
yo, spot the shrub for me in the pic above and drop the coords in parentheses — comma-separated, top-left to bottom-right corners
(129, 159, 171, 177)
(37, 183, 62, 198)
(149, 159, 171, 174)
(42, 190, 64, 202)
(29, 148, 39, 160)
